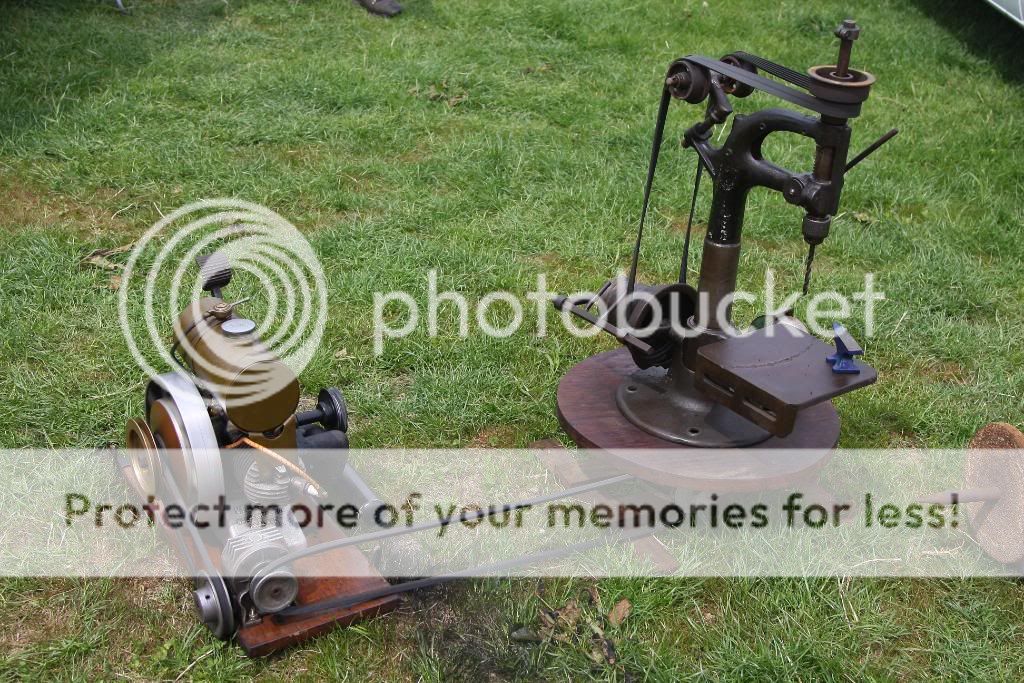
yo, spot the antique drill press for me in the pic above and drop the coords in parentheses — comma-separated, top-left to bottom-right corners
(555, 21, 894, 475)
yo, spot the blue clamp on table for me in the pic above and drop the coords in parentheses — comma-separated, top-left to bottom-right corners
(826, 322, 863, 374)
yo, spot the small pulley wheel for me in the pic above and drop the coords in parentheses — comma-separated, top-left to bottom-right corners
(249, 569, 300, 614)
(125, 418, 160, 497)
(666, 60, 710, 104)
(192, 571, 235, 640)
(807, 65, 875, 104)
(719, 54, 756, 98)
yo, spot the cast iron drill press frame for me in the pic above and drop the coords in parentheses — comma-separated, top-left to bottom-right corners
(557, 20, 893, 448)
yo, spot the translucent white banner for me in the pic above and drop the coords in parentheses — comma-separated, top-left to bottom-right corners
(0, 448, 1016, 578)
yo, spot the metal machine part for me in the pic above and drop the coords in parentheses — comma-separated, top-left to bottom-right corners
(242, 460, 294, 505)
(140, 373, 224, 506)
(173, 296, 300, 435)
(193, 571, 235, 640)
(125, 417, 159, 497)
(125, 253, 356, 640)
(694, 326, 877, 437)
(125, 250, 658, 636)
(222, 528, 300, 615)
(556, 19, 891, 445)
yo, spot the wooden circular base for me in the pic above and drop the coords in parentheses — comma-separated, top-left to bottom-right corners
(556, 348, 839, 490)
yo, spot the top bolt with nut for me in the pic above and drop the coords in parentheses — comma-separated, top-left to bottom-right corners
(833, 19, 860, 79)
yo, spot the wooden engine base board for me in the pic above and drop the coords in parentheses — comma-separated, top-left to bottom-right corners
(115, 454, 398, 657)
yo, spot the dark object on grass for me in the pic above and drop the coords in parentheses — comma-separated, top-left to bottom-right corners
(355, 0, 403, 18)
(918, 423, 1024, 566)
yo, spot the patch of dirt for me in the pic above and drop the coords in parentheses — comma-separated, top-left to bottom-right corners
(670, 218, 706, 235)
(385, 582, 519, 681)
(113, 576, 189, 614)
(921, 360, 973, 386)
(695, 603, 718, 626)
(886, 430, 924, 448)
(297, 394, 319, 412)
(388, 372, 414, 401)
(468, 425, 519, 448)
(525, 252, 567, 270)
(0, 174, 137, 237)
(0, 597, 70, 654)
(408, 80, 469, 108)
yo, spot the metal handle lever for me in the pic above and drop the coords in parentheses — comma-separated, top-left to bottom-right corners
(845, 128, 898, 172)
(551, 296, 654, 355)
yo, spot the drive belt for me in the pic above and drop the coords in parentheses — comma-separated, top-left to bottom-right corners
(678, 54, 861, 120)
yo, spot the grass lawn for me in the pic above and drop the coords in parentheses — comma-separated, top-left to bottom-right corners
(2, 0, 1023, 679)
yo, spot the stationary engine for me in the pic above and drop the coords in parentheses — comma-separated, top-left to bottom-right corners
(123, 253, 373, 638)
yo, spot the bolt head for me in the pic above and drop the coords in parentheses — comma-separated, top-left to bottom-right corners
(783, 177, 805, 204)
(835, 19, 860, 41)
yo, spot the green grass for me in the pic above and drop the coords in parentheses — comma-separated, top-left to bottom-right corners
(1, 0, 1023, 678)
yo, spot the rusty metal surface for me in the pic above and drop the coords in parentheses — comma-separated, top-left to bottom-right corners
(694, 326, 877, 436)
(556, 348, 839, 488)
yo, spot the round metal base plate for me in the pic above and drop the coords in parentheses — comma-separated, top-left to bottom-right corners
(556, 348, 839, 490)
(616, 367, 770, 447)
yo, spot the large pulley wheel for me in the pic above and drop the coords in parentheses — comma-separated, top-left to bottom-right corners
(142, 372, 224, 506)
(965, 423, 1024, 565)
(125, 418, 159, 497)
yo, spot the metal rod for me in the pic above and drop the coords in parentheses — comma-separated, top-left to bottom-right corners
(845, 128, 898, 172)
(552, 296, 654, 354)
(276, 524, 657, 621)
(255, 472, 635, 580)
(802, 243, 816, 295)
(918, 487, 1002, 505)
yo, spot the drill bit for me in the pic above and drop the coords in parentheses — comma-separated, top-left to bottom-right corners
(802, 243, 816, 295)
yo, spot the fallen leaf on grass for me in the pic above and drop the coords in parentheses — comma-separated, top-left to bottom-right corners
(82, 242, 135, 271)
(536, 600, 582, 643)
(557, 600, 580, 629)
(589, 637, 617, 665)
(608, 598, 631, 627)
(510, 626, 543, 643)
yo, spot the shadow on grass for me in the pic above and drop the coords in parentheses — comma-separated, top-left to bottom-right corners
(908, 0, 1023, 84)
(0, 0, 240, 143)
